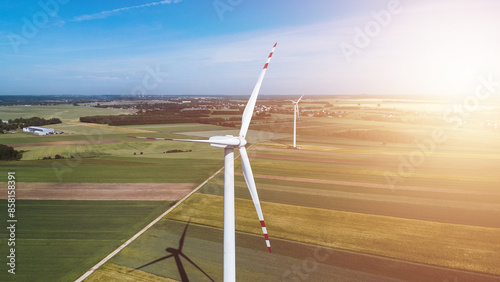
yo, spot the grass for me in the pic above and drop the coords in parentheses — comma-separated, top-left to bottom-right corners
(0, 156, 221, 183)
(8, 136, 219, 161)
(85, 263, 177, 282)
(123, 123, 222, 133)
(0, 200, 174, 282)
(166, 193, 500, 276)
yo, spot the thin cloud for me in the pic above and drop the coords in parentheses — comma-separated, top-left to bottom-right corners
(72, 0, 182, 22)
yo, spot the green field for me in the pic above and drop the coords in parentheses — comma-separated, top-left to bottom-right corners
(0, 157, 221, 183)
(0, 200, 173, 282)
(86, 263, 176, 281)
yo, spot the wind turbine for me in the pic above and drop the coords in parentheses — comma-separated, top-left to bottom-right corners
(291, 94, 304, 148)
(130, 43, 276, 282)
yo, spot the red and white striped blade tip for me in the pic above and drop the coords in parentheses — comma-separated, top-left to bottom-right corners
(260, 220, 272, 253)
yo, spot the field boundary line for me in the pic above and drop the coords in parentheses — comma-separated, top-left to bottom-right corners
(74, 163, 227, 281)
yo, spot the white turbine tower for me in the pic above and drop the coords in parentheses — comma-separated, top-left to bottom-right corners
(131, 43, 277, 282)
(291, 94, 304, 148)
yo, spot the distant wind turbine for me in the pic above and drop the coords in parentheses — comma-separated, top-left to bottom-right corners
(291, 94, 304, 148)
(130, 43, 277, 282)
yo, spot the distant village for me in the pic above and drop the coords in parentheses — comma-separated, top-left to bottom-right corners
(90, 96, 348, 119)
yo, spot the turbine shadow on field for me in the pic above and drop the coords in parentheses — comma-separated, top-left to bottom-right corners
(130, 220, 214, 282)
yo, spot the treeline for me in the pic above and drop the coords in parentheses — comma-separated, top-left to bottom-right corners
(97, 102, 189, 111)
(80, 110, 271, 127)
(80, 113, 227, 126)
(330, 129, 417, 144)
(0, 117, 62, 133)
(0, 144, 22, 160)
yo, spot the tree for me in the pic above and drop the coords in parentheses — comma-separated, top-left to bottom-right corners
(0, 144, 22, 160)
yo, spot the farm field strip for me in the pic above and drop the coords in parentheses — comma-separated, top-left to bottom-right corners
(0, 157, 221, 183)
(251, 145, 500, 168)
(123, 123, 220, 131)
(166, 193, 500, 276)
(200, 174, 500, 205)
(195, 176, 500, 227)
(253, 142, 500, 159)
(248, 150, 500, 173)
(0, 200, 173, 281)
(0, 182, 195, 201)
(234, 172, 500, 196)
(233, 177, 500, 212)
(245, 158, 500, 188)
(249, 152, 400, 167)
(9, 136, 222, 161)
(6, 139, 118, 147)
(85, 263, 177, 281)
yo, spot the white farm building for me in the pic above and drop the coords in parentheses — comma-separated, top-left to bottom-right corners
(23, 126, 55, 135)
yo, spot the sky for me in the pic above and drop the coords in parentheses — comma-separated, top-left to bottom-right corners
(0, 0, 499, 97)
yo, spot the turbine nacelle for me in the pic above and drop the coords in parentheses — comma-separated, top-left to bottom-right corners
(209, 135, 247, 148)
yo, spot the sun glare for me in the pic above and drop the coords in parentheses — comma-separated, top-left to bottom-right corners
(419, 25, 499, 96)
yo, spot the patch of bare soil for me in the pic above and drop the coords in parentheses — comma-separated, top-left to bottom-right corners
(1, 182, 196, 200)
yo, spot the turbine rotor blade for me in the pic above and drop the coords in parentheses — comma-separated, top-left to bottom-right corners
(239, 43, 277, 138)
(238, 146, 271, 253)
(297, 94, 304, 103)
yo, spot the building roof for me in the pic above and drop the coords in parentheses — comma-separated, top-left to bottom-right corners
(26, 126, 54, 131)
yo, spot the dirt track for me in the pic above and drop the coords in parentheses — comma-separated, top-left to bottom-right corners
(1, 182, 196, 201)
